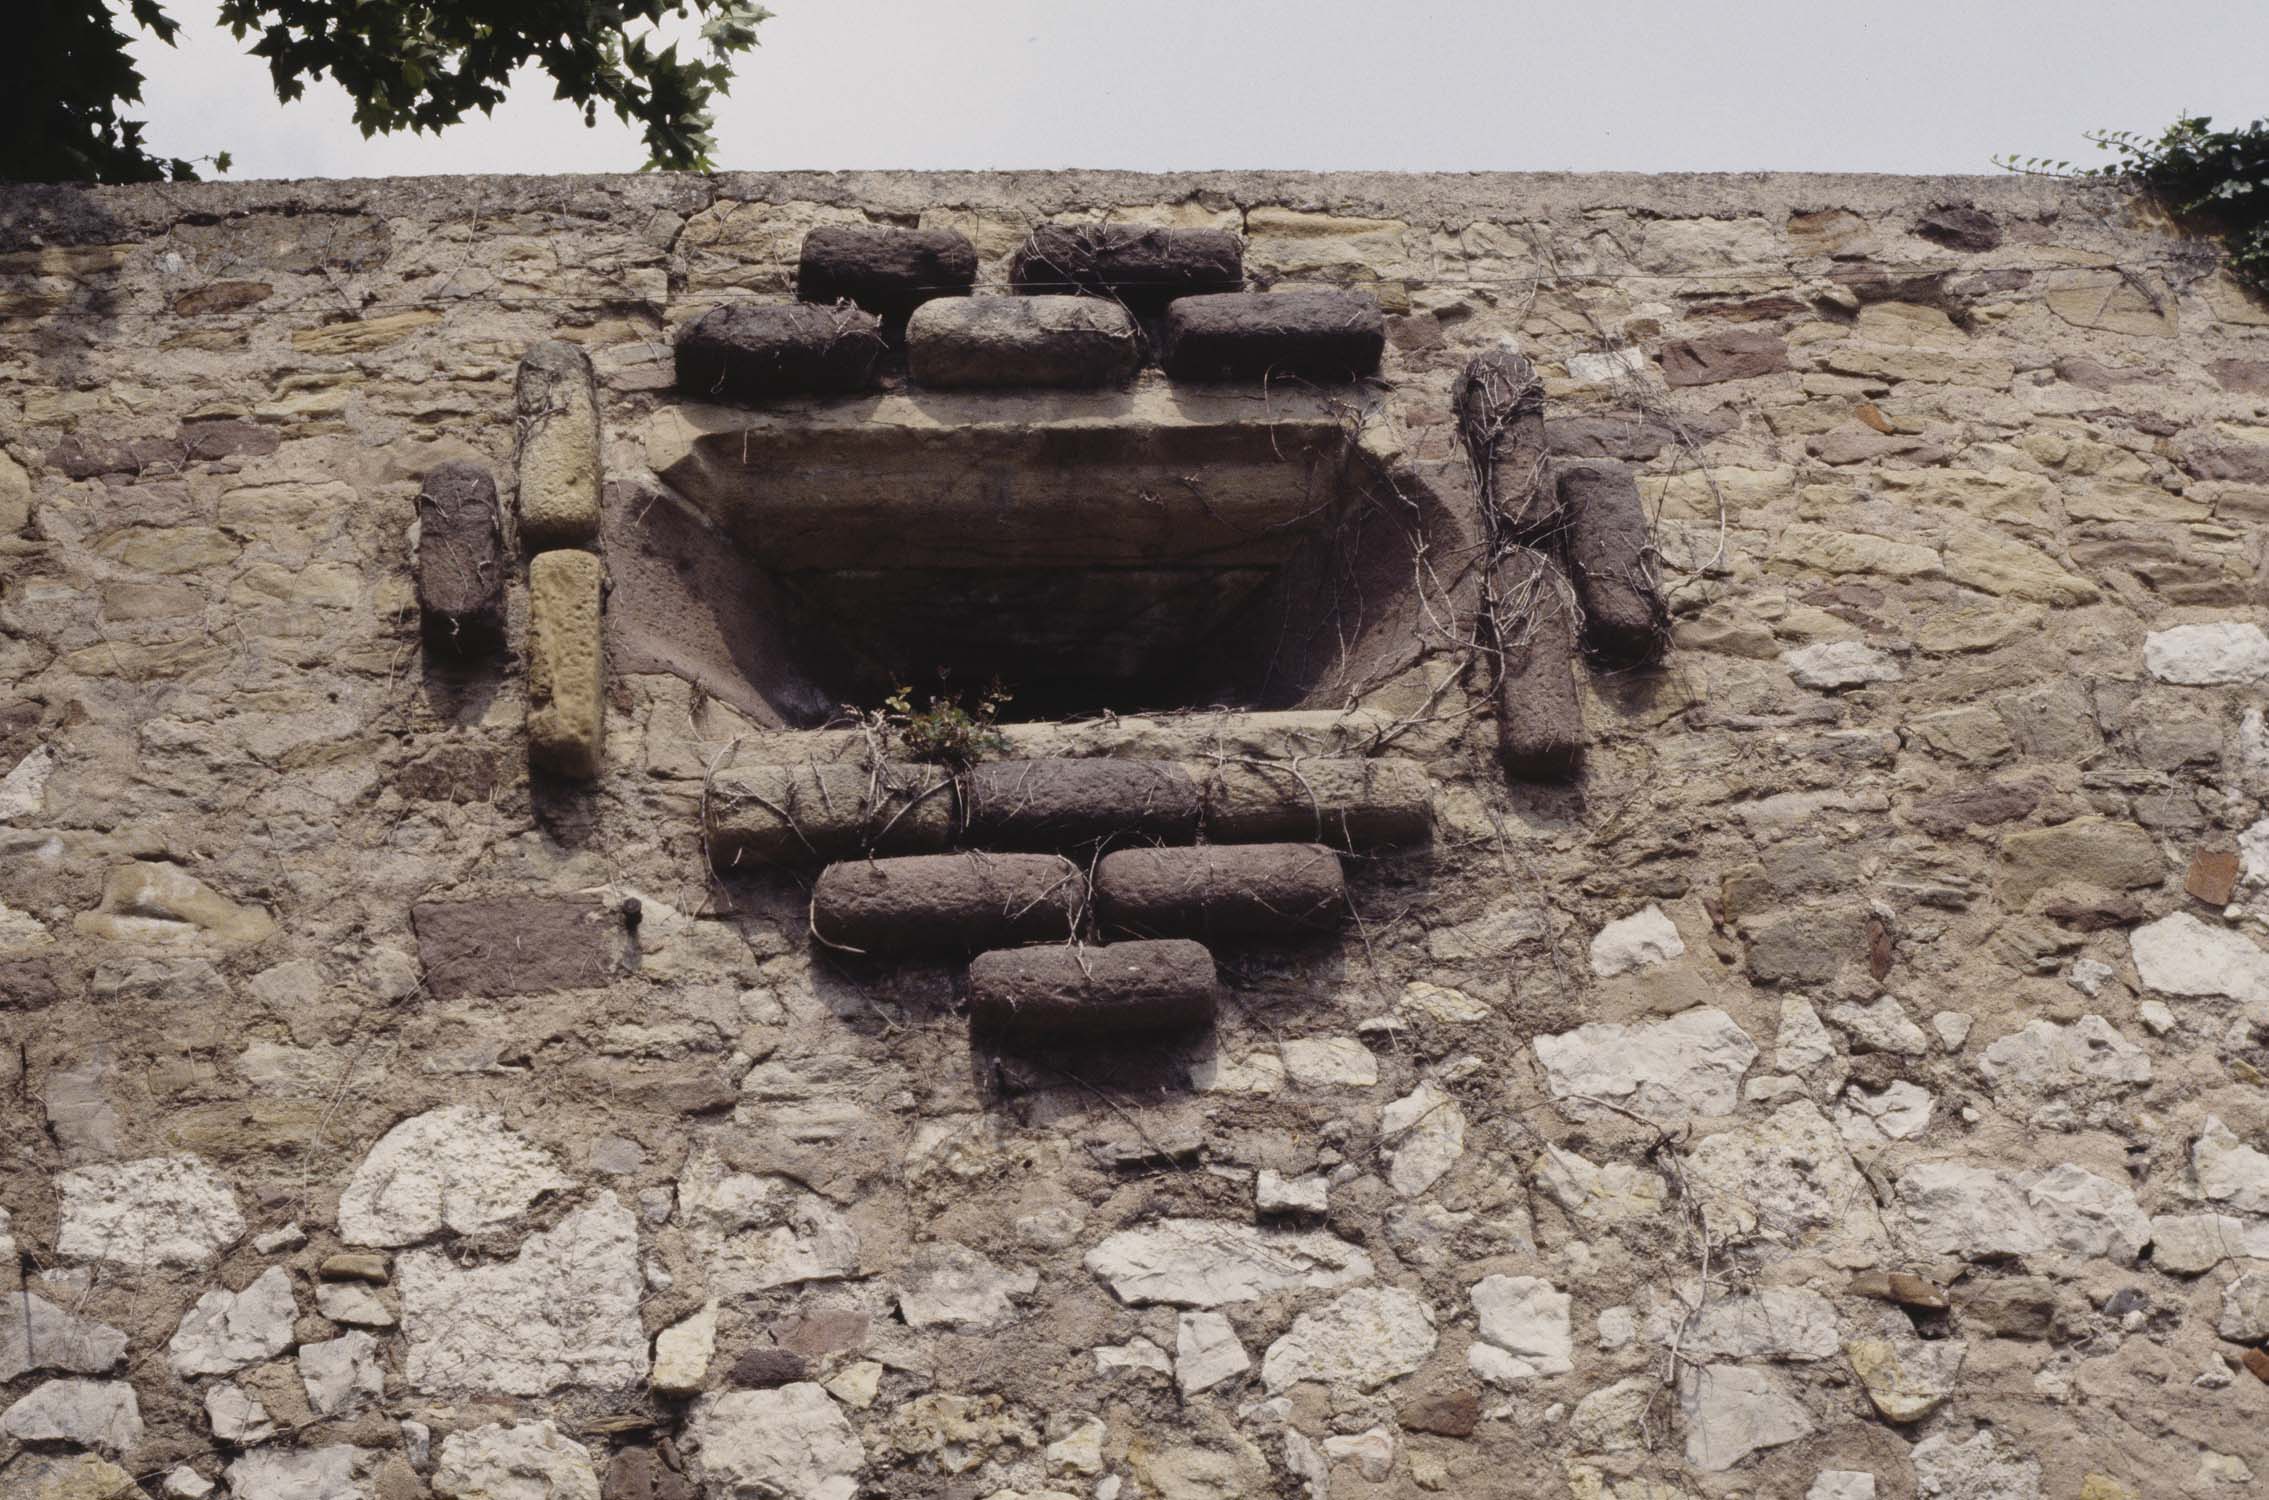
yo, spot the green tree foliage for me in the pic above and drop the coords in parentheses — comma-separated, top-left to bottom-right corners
(3, 0, 771, 184)
(2001, 115, 2269, 290)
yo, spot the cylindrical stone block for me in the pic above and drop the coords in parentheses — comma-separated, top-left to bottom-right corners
(1559, 460, 1669, 667)
(797, 226, 977, 319)
(527, 549, 605, 779)
(1095, 844, 1347, 940)
(414, 461, 504, 658)
(1009, 225, 1243, 308)
(1489, 548, 1584, 781)
(675, 303, 887, 402)
(811, 853, 1083, 955)
(515, 341, 602, 549)
(906, 296, 1142, 389)
(961, 759, 1202, 851)
(1160, 292, 1385, 382)
(707, 763, 955, 867)
(967, 939, 1217, 1044)
(1196, 759, 1431, 849)
(1454, 349, 1557, 541)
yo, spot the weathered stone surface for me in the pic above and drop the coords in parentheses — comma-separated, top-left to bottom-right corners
(1897, 1160, 2149, 1262)
(2144, 621, 2269, 684)
(895, 1242, 1037, 1329)
(1489, 546, 1585, 779)
(1085, 1218, 1372, 1307)
(168, 1265, 295, 1375)
(74, 862, 277, 947)
(1659, 329, 1789, 386)
(226, 1446, 372, 1500)
(299, 1331, 383, 1414)
(527, 548, 606, 779)
(1261, 1286, 1435, 1391)
(1456, 348, 1555, 537)
(1916, 203, 2003, 249)
(675, 302, 887, 401)
(204, 1382, 273, 1444)
(797, 225, 976, 318)
(2148, 1212, 2269, 1274)
(1009, 224, 1242, 309)
(315, 1281, 394, 1328)
(1910, 1428, 2041, 1500)
(651, 1305, 716, 1397)
(338, 1105, 571, 1246)
(2, 1379, 143, 1453)
(1195, 758, 1430, 848)
(514, 340, 602, 549)
(707, 762, 956, 866)
(1975, 1015, 2149, 1113)
(414, 461, 504, 657)
(907, 295, 1140, 388)
(1176, 1310, 1250, 1395)
(689, 1384, 863, 1500)
(1846, 1334, 1964, 1421)
(1998, 817, 2160, 905)
(398, 1193, 646, 1394)
(1468, 1275, 1570, 1385)
(2193, 1115, 2269, 1214)
(962, 758, 1200, 849)
(1588, 903, 1685, 977)
(1559, 460, 1666, 666)
(1836, 1080, 1933, 1142)
(679, 1147, 860, 1296)
(0, 1295, 126, 1382)
(1159, 292, 1384, 381)
(603, 1445, 698, 1500)
(56, 1155, 244, 1267)
(1677, 1364, 1813, 1472)
(1381, 1081, 1466, 1196)
(434, 1421, 598, 1499)
(2130, 912, 2269, 1003)
(1785, 639, 1902, 689)
(2220, 1269, 2269, 1341)
(1095, 843, 1345, 940)
(1534, 1144, 1667, 1223)
(966, 939, 1216, 1044)
(410, 894, 625, 999)
(1648, 1286, 1840, 1362)
(1534, 1007, 1757, 1123)
(1685, 1101, 1890, 1263)
(811, 852, 1083, 954)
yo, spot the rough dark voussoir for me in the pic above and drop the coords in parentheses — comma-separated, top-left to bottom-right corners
(1490, 547, 1585, 781)
(1159, 292, 1384, 382)
(961, 759, 1201, 850)
(1009, 224, 1243, 308)
(811, 853, 1083, 955)
(412, 461, 505, 659)
(1657, 329, 1789, 387)
(411, 894, 629, 999)
(706, 762, 955, 867)
(906, 296, 1142, 389)
(1558, 460, 1669, 668)
(966, 939, 1217, 1044)
(1095, 844, 1347, 940)
(1196, 759, 1431, 849)
(674, 302, 887, 402)
(1454, 348, 1556, 539)
(796, 225, 977, 318)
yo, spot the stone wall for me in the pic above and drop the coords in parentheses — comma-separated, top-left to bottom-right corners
(2, 168, 2269, 1500)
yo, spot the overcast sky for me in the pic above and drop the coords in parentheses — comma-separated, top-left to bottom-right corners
(128, 0, 2269, 179)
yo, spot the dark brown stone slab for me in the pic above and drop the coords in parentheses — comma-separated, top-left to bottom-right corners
(797, 225, 976, 319)
(410, 894, 628, 999)
(1454, 349, 1555, 539)
(0, 958, 61, 1008)
(1559, 460, 1668, 667)
(961, 759, 1200, 850)
(1906, 780, 2042, 838)
(1095, 844, 1346, 940)
(1197, 759, 1431, 848)
(2185, 848, 2241, 907)
(413, 461, 505, 659)
(728, 1347, 810, 1387)
(675, 303, 887, 402)
(604, 1446, 698, 1500)
(1546, 413, 1677, 463)
(1488, 548, 1585, 781)
(967, 939, 1215, 1044)
(1160, 292, 1383, 382)
(1398, 1389, 1480, 1438)
(707, 763, 955, 866)
(1914, 204, 2002, 252)
(1657, 329, 1788, 387)
(811, 853, 1082, 955)
(1009, 224, 1243, 309)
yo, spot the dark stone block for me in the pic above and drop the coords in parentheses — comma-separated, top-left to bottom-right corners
(774, 1309, 869, 1357)
(967, 939, 1216, 1044)
(1546, 413, 1675, 463)
(1914, 205, 2003, 252)
(603, 1446, 698, 1500)
(1657, 329, 1788, 387)
(797, 226, 976, 319)
(410, 894, 629, 999)
(2174, 434, 2269, 484)
(413, 461, 505, 659)
(707, 763, 955, 866)
(1197, 759, 1431, 848)
(0, 958, 61, 1008)
(728, 1347, 811, 1387)
(1906, 781, 2041, 839)
(176, 418, 280, 463)
(1558, 460, 1668, 668)
(1454, 349, 1554, 539)
(1398, 1389, 1480, 1438)
(961, 759, 1201, 850)
(1488, 548, 1584, 781)
(675, 303, 887, 402)
(811, 853, 1083, 955)
(1009, 225, 1243, 309)
(1095, 844, 1346, 940)
(906, 296, 1142, 389)
(1160, 292, 1384, 382)
(2209, 358, 2269, 395)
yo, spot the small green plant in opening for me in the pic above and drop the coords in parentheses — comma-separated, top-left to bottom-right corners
(882, 677, 1011, 770)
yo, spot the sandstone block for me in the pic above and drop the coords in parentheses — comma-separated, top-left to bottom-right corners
(527, 549, 604, 778)
(413, 461, 504, 658)
(1095, 844, 1346, 939)
(966, 939, 1216, 1044)
(1998, 817, 2162, 906)
(1196, 758, 1430, 848)
(1009, 224, 1243, 309)
(906, 295, 1141, 388)
(1454, 348, 1556, 538)
(796, 225, 975, 318)
(1488, 548, 1585, 780)
(811, 853, 1083, 955)
(514, 340, 603, 549)
(961, 759, 1200, 849)
(675, 302, 886, 401)
(1559, 460, 1668, 666)
(410, 894, 627, 998)
(707, 762, 955, 866)
(1160, 292, 1383, 381)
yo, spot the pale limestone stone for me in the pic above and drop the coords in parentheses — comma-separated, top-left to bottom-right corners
(300, 1331, 384, 1415)
(1897, 1161, 2149, 1263)
(2130, 913, 2269, 1004)
(1683, 1101, 1891, 1265)
(11, 1455, 144, 1500)
(1836, 1081, 1933, 1143)
(1783, 639, 1902, 689)
(337, 1106, 573, 1247)
(1910, 1427, 2041, 1500)
(1534, 1007, 1757, 1123)
(0, 1294, 127, 1380)
(1647, 1286, 1840, 1362)
(1424, 904, 1546, 961)
(1828, 995, 1932, 1055)
(163, 1464, 216, 1499)
(1278, 1036, 1378, 1087)
(73, 862, 277, 947)
(2, 1379, 143, 1453)
(314, 1281, 394, 1328)
(57, 1156, 244, 1267)
(0, 743, 54, 821)
(1255, 1170, 1327, 1215)
(1569, 1375, 1656, 1453)
(1588, 903, 1686, 976)
(1395, 980, 1492, 1023)
(2144, 622, 2269, 685)
(1677, 1364, 1813, 1472)
(825, 1360, 881, 1408)
(1975, 1015, 2150, 1111)
(651, 1304, 716, 1396)
(1810, 1471, 1877, 1500)
(225, 1446, 371, 1500)
(2194, 1115, 2269, 1213)
(1381, 1081, 1466, 1196)
(677, 1145, 860, 1295)
(1845, 1334, 1965, 1421)
(527, 547, 605, 778)
(1175, 1310, 1250, 1395)
(1775, 997, 1836, 1071)
(896, 1242, 1036, 1329)
(1468, 1274, 1570, 1385)
(1044, 1413, 1106, 1476)
(1262, 1286, 1435, 1392)
(433, 1420, 599, 1500)
(2219, 1270, 2269, 1341)
(1084, 1219, 1372, 1307)
(205, 1382, 274, 1444)
(515, 340, 602, 547)
(169, 1265, 296, 1376)
(1090, 1337, 1172, 1377)
(690, 1384, 863, 1500)
(1933, 1011, 1975, 1050)
(1534, 1143, 1667, 1223)
(1772, 525, 1940, 580)
(2145, 1213, 2268, 1274)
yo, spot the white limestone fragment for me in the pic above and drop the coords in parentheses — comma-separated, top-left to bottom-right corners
(1569, 1375, 1656, 1453)
(690, 1384, 863, 1500)
(1091, 1337, 1173, 1378)
(1467, 1274, 1571, 1385)
(652, 1304, 716, 1396)
(1322, 1426, 1396, 1482)
(1836, 1081, 1934, 1143)
(1683, 1101, 1891, 1264)
(2144, 621, 2269, 684)
(1533, 1144, 1666, 1222)
(895, 1242, 1036, 1329)
(1534, 1006, 1757, 1123)
(1395, 980, 1493, 1023)
(1045, 1413, 1106, 1476)
(1810, 1472, 1877, 1500)
(0, 743, 55, 822)
(2194, 1114, 2269, 1213)
(1775, 997, 1836, 1071)
(677, 1146, 860, 1295)
(2149, 1213, 2269, 1274)
(56, 1156, 244, 1268)
(0, 1294, 128, 1380)
(300, 1331, 384, 1415)
(1932, 1010, 1974, 1050)
(1845, 1333, 1966, 1421)
(1828, 994, 1931, 1055)
(1256, 1170, 1328, 1215)
(1645, 1286, 1840, 1362)
(1262, 1286, 1435, 1392)
(1425, 903, 1545, 960)
(1084, 1218, 1373, 1308)
(225, 1446, 372, 1500)
(163, 1465, 216, 1499)
(1897, 1161, 2149, 1262)
(1176, 1310, 1250, 1395)
(2130, 912, 2269, 1004)
(205, 1383, 274, 1445)
(314, 1281, 395, 1328)
(1785, 640, 1902, 689)
(168, 1266, 296, 1376)
(1976, 1015, 2150, 1100)
(2, 1378, 143, 1453)
(1678, 1363, 1813, 1471)
(337, 1106, 572, 1247)
(1279, 1037, 1379, 1087)
(398, 1192, 646, 1395)
(433, 1421, 599, 1500)
(1381, 1081, 1466, 1196)
(1909, 1427, 2041, 1500)
(1588, 904, 1686, 977)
